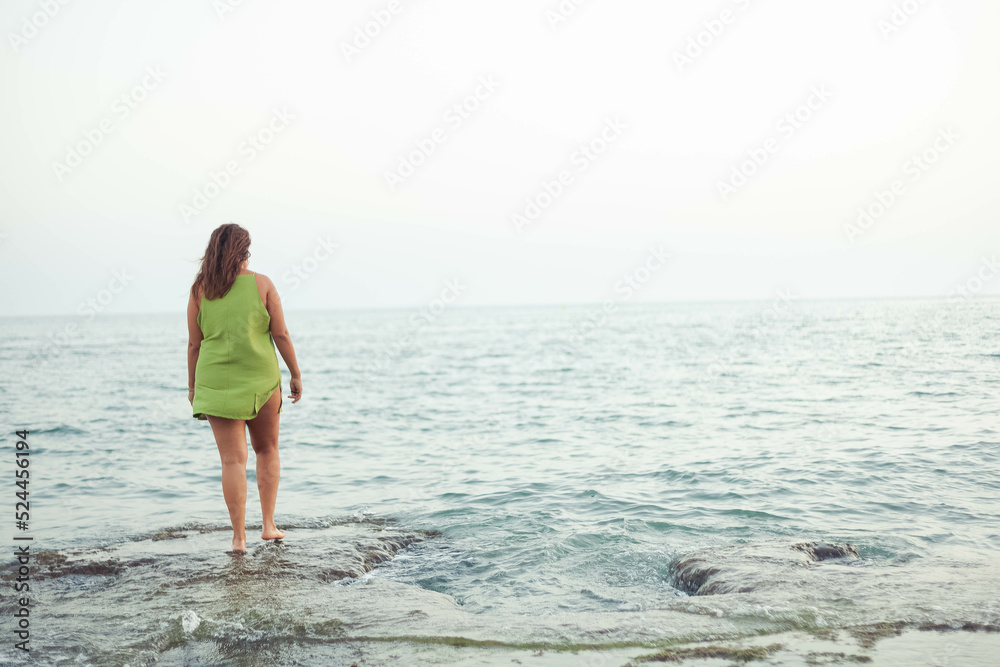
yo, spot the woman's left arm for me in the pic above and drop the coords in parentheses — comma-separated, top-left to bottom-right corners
(187, 290, 203, 403)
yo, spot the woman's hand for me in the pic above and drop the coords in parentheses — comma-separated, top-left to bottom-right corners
(288, 376, 302, 403)
(188, 388, 195, 405)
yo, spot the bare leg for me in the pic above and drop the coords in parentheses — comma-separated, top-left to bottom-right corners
(208, 415, 249, 552)
(247, 386, 285, 540)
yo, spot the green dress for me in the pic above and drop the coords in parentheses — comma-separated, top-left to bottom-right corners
(192, 272, 283, 420)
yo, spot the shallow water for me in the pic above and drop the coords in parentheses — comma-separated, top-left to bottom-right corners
(2, 298, 1000, 664)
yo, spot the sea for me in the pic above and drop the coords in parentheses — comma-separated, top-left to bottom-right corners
(1, 297, 999, 665)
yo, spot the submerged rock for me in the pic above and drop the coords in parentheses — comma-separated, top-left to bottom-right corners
(2, 518, 436, 584)
(669, 540, 862, 596)
(792, 541, 860, 561)
(668, 558, 735, 596)
(0, 549, 156, 581)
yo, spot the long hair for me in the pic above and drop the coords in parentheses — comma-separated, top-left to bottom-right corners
(191, 223, 251, 301)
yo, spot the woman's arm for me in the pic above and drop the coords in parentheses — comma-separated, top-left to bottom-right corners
(262, 275, 302, 402)
(187, 289, 203, 403)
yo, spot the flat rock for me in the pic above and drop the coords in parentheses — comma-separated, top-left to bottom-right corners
(2, 518, 437, 584)
(669, 540, 862, 596)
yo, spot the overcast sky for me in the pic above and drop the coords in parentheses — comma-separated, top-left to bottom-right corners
(2, 0, 999, 316)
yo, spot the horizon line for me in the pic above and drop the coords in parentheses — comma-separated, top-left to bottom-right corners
(2, 292, 997, 320)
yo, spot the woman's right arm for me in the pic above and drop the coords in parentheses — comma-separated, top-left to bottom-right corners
(263, 275, 302, 402)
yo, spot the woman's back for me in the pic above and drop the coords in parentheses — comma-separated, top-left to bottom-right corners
(192, 273, 281, 420)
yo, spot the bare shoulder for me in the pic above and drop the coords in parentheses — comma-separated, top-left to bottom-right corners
(253, 273, 279, 308)
(254, 272, 278, 293)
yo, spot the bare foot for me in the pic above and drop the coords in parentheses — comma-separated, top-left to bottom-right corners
(262, 524, 285, 541)
(231, 533, 247, 552)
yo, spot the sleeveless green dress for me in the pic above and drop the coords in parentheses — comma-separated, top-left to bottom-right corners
(192, 272, 283, 420)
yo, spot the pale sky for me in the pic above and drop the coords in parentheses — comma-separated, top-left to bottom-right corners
(2, 0, 999, 316)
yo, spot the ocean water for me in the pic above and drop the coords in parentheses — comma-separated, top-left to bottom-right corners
(2, 297, 1000, 665)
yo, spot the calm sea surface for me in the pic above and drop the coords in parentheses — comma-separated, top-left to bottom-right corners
(1, 298, 999, 665)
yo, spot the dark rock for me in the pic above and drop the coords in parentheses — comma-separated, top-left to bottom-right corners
(668, 558, 722, 596)
(792, 542, 860, 561)
(669, 540, 863, 596)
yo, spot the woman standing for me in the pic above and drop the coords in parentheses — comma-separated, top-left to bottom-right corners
(187, 223, 303, 552)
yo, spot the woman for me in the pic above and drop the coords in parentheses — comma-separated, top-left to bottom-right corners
(187, 223, 303, 553)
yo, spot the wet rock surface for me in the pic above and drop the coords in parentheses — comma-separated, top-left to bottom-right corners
(792, 541, 860, 562)
(2, 517, 437, 584)
(669, 540, 863, 596)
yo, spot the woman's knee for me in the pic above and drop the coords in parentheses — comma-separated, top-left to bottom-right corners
(251, 440, 279, 457)
(248, 421, 279, 455)
(220, 451, 248, 466)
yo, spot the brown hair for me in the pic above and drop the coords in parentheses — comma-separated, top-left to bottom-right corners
(191, 223, 251, 301)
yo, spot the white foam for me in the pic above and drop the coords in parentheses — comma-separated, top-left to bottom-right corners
(181, 609, 201, 634)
